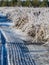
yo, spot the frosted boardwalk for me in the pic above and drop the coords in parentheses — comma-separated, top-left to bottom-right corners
(0, 14, 35, 65)
(0, 27, 36, 65)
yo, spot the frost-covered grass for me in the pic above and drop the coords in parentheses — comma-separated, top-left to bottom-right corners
(1, 7, 49, 43)
(8, 7, 49, 43)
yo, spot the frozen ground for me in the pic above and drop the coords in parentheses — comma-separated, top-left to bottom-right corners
(0, 7, 49, 65)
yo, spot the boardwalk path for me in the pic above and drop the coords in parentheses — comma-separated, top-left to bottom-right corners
(0, 27, 36, 65)
(0, 14, 48, 65)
